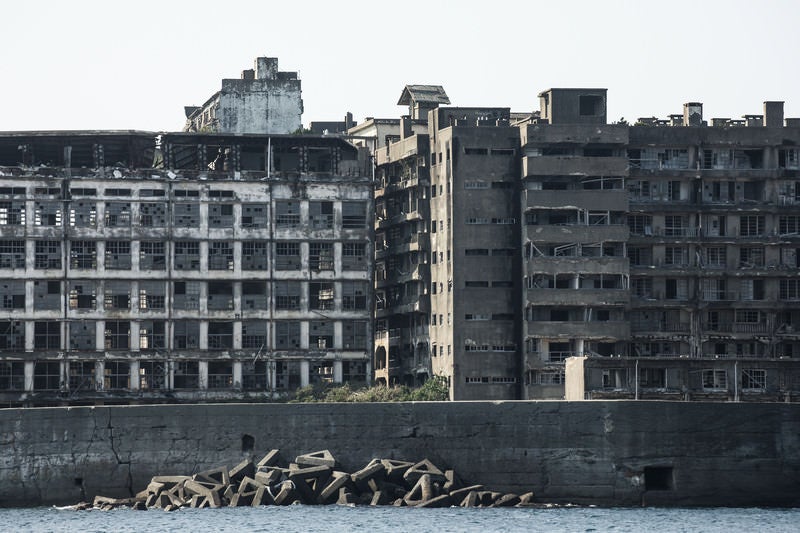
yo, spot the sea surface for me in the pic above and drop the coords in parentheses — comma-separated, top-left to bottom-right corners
(2, 505, 799, 533)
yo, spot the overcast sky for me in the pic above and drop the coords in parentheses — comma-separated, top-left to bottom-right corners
(3, 0, 798, 132)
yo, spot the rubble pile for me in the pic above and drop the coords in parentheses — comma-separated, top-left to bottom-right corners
(86, 449, 535, 511)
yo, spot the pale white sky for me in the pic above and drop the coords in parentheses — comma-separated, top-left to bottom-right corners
(2, 0, 798, 132)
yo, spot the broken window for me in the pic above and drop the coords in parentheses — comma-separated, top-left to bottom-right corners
(139, 241, 166, 270)
(739, 247, 765, 268)
(0, 361, 25, 390)
(34, 202, 62, 226)
(105, 240, 131, 270)
(702, 369, 728, 390)
(242, 241, 268, 270)
(0, 320, 24, 350)
(342, 242, 367, 270)
(310, 282, 335, 311)
(173, 361, 199, 389)
(208, 241, 234, 270)
(69, 321, 96, 350)
(631, 278, 653, 299)
(309, 201, 334, 229)
(627, 214, 653, 236)
(275, 281, 302, 310)
(173, 202, 199, 227)
(342, 201, 367, 229)
(638, 367, 667, 388)
(138, 361, 167, 390)
(70, 240, 97, 269)
(103, 282, 130, 310)
(579, 95, 603, 116)
(34, 240, 61, 269)
(0, 281, 25, 310)
(207, 361, 233, 388)
(741, 369, 766, 390)
(173, 241, 200, 270)
(664, 246, 688, 267)
(139, 202, 167, 227)
(0, 240, 26, 269)
(208, 203, 234, 228)
(779, 215, 800, 235)
(628, 246, 652, 267)
(740, 279, 765, 301)
(309, 242, 334, 271)
(172, 281, 201, 310)
(139, 282, 166, 311)
(343, 321, 367, 350)
(104, 202, 131, 227)
(138, 320, 166, 350)
(208, 321, 233, 350)
(342, 282, 368, 311)
(104, 361, 130, 390)
(275, 201, 300, 228)
(69, 280, 97, 311)
(275, 241, 301, 270)
(34, 280, 61, 310)
(242, 281, 268, 310)
(0, 201, 26, 226)
(780, 279, 800, 300)
(665, 278, 688, 300)
(664, 216, 688, 237)
(704, 247, 726, 268)
(242, 321, 267, 349)
(104, 320, 130, 349)
(241, 203, 268, 228)
(208, 281, 233, 310)
(309, 320, 334, 349)
(173, 321, 199, 349)
(242, 361, 267, 390)
(34, 361, 61, 390)
(275, 321, 301, 350)
(739, 215, 764, 237)
(69, 201, 96, 227)
(34, 321, 60, 349)
(69, 361, 96, 390)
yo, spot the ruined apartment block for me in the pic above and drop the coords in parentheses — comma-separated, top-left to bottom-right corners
(0, 131, 372, 406)
(370, 86, 800, 401)
(184, 57, 303, 135)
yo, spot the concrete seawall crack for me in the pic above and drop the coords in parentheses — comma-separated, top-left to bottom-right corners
(105, 410, 133, 497)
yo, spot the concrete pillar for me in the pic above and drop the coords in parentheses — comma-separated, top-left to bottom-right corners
(167, 361, 174, 390)
(129, 360, 140, 391)
(267, 360, 277, 390)
(24, 361, 34, 392)
(199, 321, 208, 350)
(96, 241, 106, 275)
(130, 321, 140, 351)
(24, 321, 34, 352)
(233, 320, 242, 350)
(333, 360, 343, 383)
(300, 360, 310, 387)
(233, 361, 242, 389)
(575, 339, 585, 357)
(95, 321, 104, 352)
(199, 242, 209, 274)
(571, 275, 580, 289)
(96, 360, 105, 391)
(131, 240, 140, 271)
(199, 360, 208, 389)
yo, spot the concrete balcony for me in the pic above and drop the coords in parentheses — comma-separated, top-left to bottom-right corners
(525, 256, 629, 276)
(524, 189, 628, 211)
(527, 288, 630, 306)
(522, 156, 628, 177)
(522, 124, 628, 146)
(525, 224, 629, 243)
(525, 320, 630, 339)
(376, 135, 427, 166)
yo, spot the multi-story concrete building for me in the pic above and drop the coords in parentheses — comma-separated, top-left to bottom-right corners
(373, 86, 800, 401)
(184, 57, 303, 135)
(0, 130, 372, 406)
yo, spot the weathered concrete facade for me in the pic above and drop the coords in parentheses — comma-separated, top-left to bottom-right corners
(1, 401, 798, 507)
(184, 57, 303, 135)
(371, 87, 800, 401)
(0, 131, 373, 406)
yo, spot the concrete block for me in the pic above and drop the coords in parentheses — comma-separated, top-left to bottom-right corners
(416, 493, 453, 508)
(273, 481, 296, 506)
(403, 473, 433, 506)
(443, 469, 463, 492)
(194, 466, 230, 486)
(318, 471, 352, 504)
(492, 493, 521, 507)
(518, 491, 535, 505)
(369, 490, 391, 506)
(336, 487, 358, 505)
(295, 449, 337, 468)
(229, 460, 256, 484)
(403, 459, 446, 485)
(251, 486, 266, 507)
(448, 484, 485, 501)
(459, 490, 479, 507)
(255, 469, 283, 486)
(350, 461, 385, 492)
(256, 449, 283, 468)
(381, 459, 414, 484)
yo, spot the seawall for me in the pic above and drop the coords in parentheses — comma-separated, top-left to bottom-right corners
(1, 401, 798, 507)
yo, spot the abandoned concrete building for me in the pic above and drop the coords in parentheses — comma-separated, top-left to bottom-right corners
(371, 86, 800, 401)
(184, 57, 303, 135)
(0, 131, 372, 406)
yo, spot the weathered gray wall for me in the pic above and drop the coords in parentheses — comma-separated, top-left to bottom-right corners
(1, 401, 798, 507)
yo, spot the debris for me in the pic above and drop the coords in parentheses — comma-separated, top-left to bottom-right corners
(82, 448, 535, 511)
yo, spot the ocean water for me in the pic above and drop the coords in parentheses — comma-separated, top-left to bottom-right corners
(3, 505, 799, 533)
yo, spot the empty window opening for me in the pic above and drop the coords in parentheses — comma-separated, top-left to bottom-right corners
(644, 466, 674, 491)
